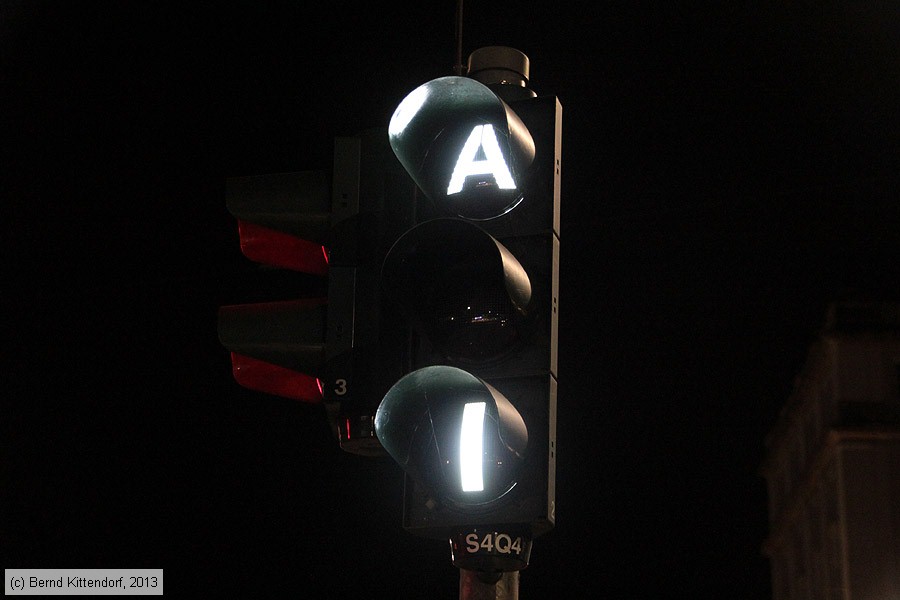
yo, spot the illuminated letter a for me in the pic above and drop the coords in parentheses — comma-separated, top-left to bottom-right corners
(446, 125, 516, 196)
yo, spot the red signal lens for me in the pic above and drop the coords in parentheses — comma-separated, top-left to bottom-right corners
(229, 352, 323, 403)
(237, 220, 329, 276)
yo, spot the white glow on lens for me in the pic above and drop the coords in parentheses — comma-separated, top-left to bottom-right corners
(389, 85, 429, 137)
(446, 124, 516, 195)
(460, 402, 486, 492)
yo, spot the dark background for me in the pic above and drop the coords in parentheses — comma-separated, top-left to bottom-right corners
(3, 2, 899, 598)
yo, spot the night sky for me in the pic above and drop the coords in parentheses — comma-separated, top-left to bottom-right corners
(4, 2, 900, 598)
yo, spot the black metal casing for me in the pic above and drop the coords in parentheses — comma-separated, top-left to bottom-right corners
(387, 93, 561, 540)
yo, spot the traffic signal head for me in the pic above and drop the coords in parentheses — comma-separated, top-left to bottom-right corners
(218, 131, 420, 455)
(375, 47, 560, 566)
(217, 171, 332, 404)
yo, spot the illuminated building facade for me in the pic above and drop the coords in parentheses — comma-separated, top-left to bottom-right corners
(761, 300, 900, 600)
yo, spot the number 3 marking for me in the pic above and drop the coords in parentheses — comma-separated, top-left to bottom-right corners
(334, 379, 348, 396)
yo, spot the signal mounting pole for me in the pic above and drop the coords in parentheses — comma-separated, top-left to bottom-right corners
(453, 0, 465, 76)
(459, 568, 518, 600)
